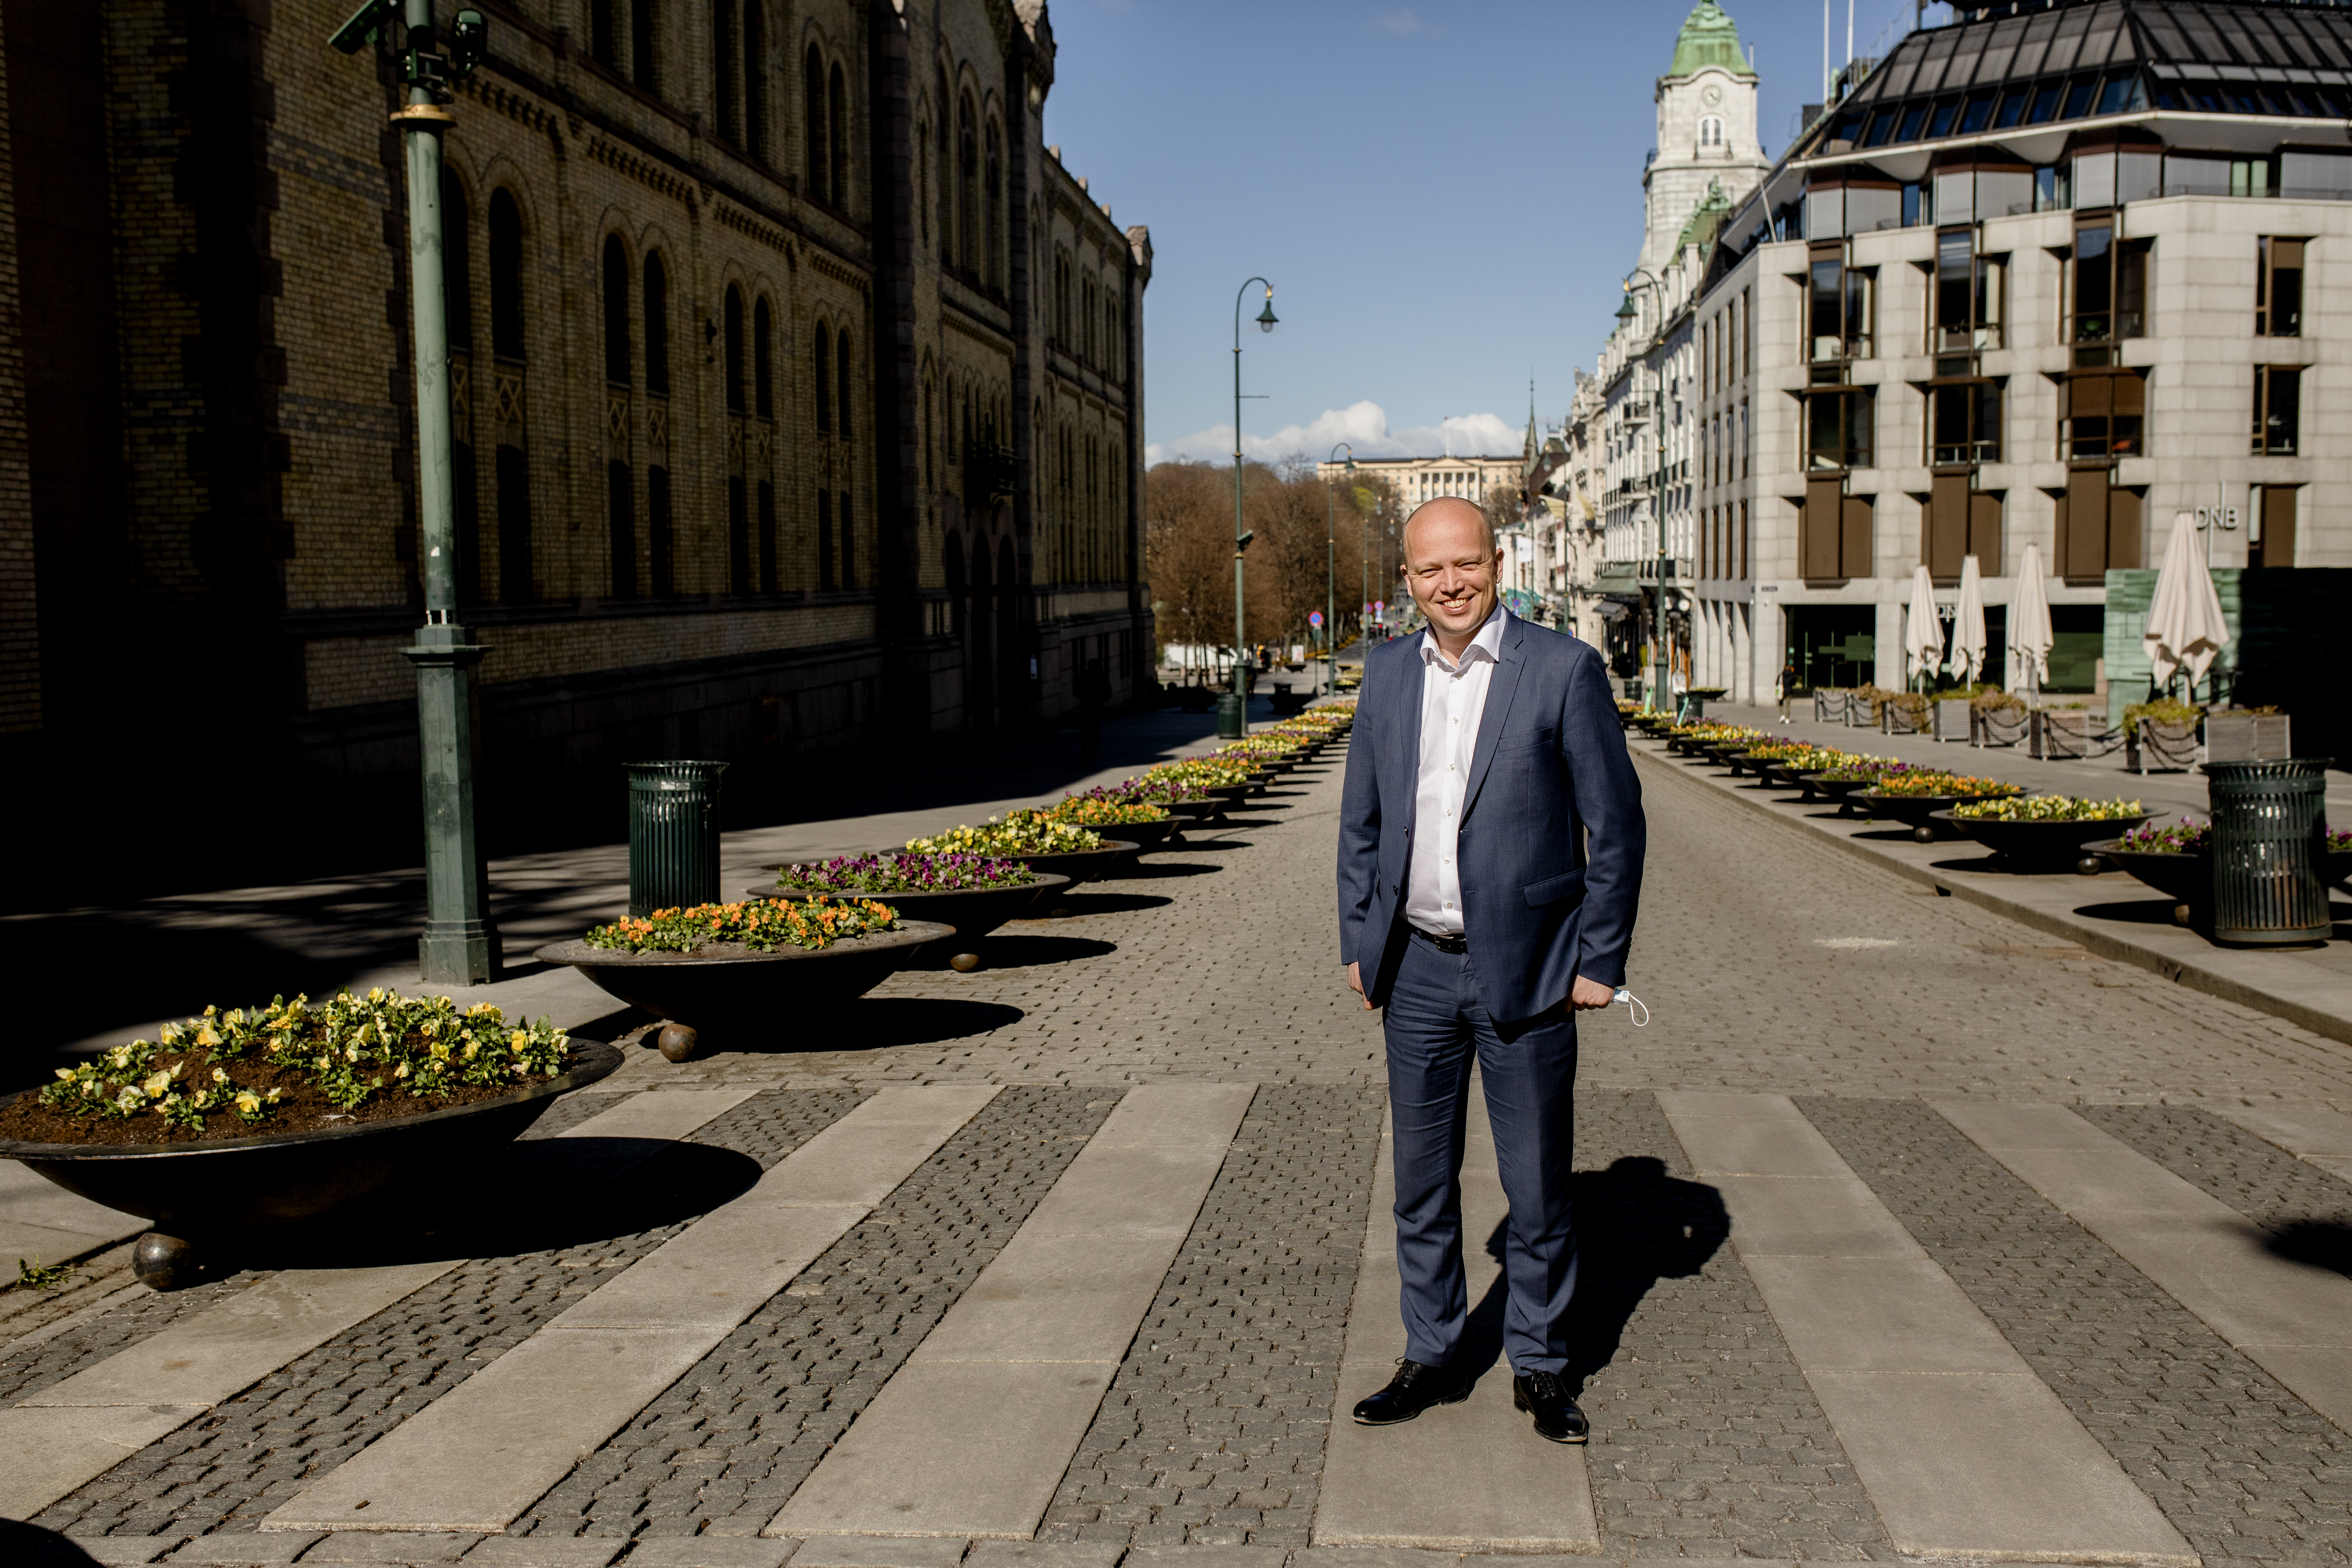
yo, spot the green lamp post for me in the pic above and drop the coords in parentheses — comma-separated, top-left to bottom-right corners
(1325, 442, 1352, 695)
(332, 0, 501, 984)
(1218, 278, 1278, 741)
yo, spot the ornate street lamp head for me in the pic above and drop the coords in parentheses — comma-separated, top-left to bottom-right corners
(1256, 292, 1278, 333)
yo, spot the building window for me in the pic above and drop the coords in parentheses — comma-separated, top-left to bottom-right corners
(608, 460, 635, 597)
(804, 47, 828, 204)
(1807, 246, 1871, 365)
(835, 330, 853, 441)
(817, 488, 835, 590)
(984, 122, 1004, 289)
(1929, 380, 2001, 466)
(1799, 478, 1871, 581)
(934, 68, 951, 255)
(828, 63, 849, 214)
(592, 0, 618, 70)
(2253, 484, 2297, 569)
(957, 95, 979, 275)
(1933, 229, 2003, 352)
(753, 297, 773, 418)
(2068, 220, 2148, 354)
(489, 189, 525, 361)
(2252, 365, 2300, 455)
(601, 237, 631, 385)
(2060, 371, 2143, 460)
(2257, 237, 2304, 336)
(712, 0, 737, 145)
(632, 0, 657, 92)
(743, 0, 765, 159)
(1700, 116, 1723, 148)
(644, 251, 670, 395)
(723, 285, 746, 413)
(1803, 388, 1873, 471)
(813, 323, 831, 434)
(648, 463, 673, 595)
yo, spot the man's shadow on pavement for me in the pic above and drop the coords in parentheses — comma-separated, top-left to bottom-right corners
(1448, 1155, 1730, 1391)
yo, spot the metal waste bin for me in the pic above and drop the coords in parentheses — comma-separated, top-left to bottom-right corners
(626, 760, 729, 917)
(2206, 758, 2332, 946)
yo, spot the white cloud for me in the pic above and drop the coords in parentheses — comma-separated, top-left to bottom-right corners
(1370, 7, 1423, 34)
(1144, 402, 1520, 467)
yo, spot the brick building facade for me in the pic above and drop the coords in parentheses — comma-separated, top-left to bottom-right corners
(0, 0, 1150, 883)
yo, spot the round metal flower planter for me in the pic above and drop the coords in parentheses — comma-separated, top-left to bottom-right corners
(1931, 811, 2152, 872)
(1857, 790, 2012, 842)
(537, 923, 951, 1038)
(1010, 839, 1141, 886)
(0, 1039, 625, 1286)
(2082, 839, 2210, 926)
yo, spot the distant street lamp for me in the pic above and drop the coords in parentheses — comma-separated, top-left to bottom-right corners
(1219, 277, 1278, 740)
(1325, 442, 1352, 695)
(1624, 265, 1674, 713)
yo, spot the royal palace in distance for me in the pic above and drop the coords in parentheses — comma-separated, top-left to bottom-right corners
(0, 0, 1149, 866)
(1553, 0, 2349, 734)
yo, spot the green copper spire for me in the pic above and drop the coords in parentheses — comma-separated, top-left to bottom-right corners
(1668, 1, 1755, 79)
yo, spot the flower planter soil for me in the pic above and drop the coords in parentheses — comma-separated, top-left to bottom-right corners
(748, 874, 1067, 945)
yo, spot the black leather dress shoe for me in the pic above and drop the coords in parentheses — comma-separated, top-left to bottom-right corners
(1352, 1359, 1472, 1425)
(1513, 1371, 1590, 1443)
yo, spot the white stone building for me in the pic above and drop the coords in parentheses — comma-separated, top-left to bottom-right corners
(1316, 453, 1524, 512)
(1675, 0, 2352, 708)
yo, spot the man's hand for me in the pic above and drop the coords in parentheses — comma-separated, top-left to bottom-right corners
(1346, 960, 1374, 1010)
(1568, 976, 1615, 1012)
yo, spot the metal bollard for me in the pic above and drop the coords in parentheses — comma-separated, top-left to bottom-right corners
(2205, 758, 2332, 946)
(626, 760, 729, 917)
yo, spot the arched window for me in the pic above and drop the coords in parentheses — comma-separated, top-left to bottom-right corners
(632, 0, 657, 91)
(835, 329, 853, 442)
(1081, 276, 1094, 364)
(813, 322, 831, 434)
(804, 47, 828, 204)
(743, 1, 765, 159)
(1701, 116, 1723, 148)
(957, 94, 978, 274)
(828, 62, 848, 212)
(723, 285, 746, 412)
(643, 251, 670, 396)
(713, 0, 738, 145)
(441, 170, 472, 352)
(488, 189, 525, 360)
(601, 236, 631, 385)
(753, 297, 773, 418)
(984, 122, 1003, 288)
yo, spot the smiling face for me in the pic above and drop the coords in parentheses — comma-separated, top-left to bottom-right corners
(1401, 498, 1503, 653)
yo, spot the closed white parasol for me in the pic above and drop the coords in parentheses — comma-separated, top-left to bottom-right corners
(1948, 554, 1987, 685)
(1903, 564, 1944, 692)
(2010, 542, 2054, 698)
(2143, 510, 2230, 693)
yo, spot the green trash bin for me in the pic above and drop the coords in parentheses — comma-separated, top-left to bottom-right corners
(2205, 758, 2332, 946)
(626, 760, 729, 917)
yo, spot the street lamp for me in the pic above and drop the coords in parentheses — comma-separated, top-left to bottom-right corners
(1218, 277, 1278, 740)
(1623, 266, 1674, 715)
(1325, 443, 1352, 695)
(333, 0, 501, 984)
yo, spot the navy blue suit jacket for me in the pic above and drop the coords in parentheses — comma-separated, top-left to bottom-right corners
(1336, 614, 1645, 1022)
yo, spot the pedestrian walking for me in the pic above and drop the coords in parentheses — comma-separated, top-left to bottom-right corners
(1336, 496, 1646, 1447)
(1076, 656, 1110, 763)
(1777, 659, 1796, 726)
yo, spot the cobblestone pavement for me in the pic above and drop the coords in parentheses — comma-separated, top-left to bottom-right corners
(513, 1086, 1117, 1539)
(1800, 1096, 2352, 1564)
(12, 725, 2352, 1564)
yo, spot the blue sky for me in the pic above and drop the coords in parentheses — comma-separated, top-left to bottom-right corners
(1040, 0, 1948, 464)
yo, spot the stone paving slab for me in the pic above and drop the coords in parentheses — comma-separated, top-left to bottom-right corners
(266, 1089, 998, 1535)
(0, 1160, 145, 1274)
(1316, 1100, 1599, 1553)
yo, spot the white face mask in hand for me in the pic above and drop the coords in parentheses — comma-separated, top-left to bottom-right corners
(1611, 988, 1650, 1028)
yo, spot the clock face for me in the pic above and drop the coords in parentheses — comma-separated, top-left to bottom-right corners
(1701, 85, 1722, 107)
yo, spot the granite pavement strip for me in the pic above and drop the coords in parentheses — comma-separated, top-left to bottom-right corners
(10, 727, 2352, 1563)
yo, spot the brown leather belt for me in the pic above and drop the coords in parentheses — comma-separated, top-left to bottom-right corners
(1410, 926, 1468, 955)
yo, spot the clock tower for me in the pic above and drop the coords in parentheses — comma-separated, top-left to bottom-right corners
(1640, 2, 1768, 275)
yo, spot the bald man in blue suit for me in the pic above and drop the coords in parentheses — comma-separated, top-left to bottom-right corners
(1336, 496, 1646, 1445)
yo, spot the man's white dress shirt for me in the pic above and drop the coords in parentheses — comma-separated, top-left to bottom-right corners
(1404, 606, 1507, 937)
